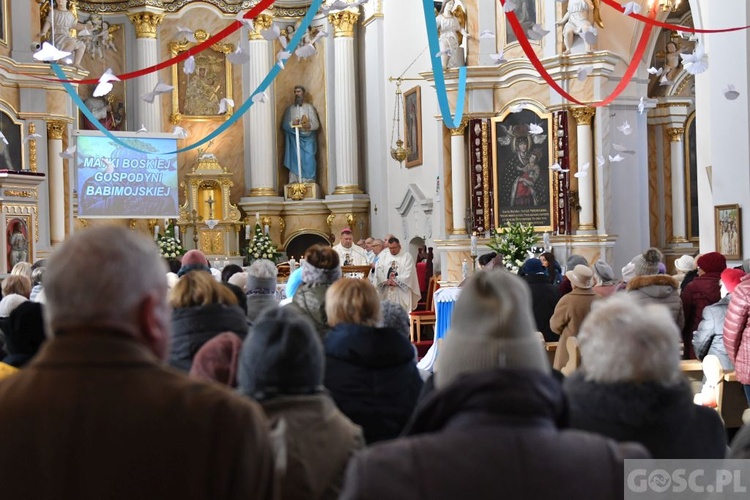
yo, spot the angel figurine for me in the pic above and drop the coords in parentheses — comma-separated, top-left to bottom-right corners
(557, 0, 603, 55)
(436, 0, 467, 69)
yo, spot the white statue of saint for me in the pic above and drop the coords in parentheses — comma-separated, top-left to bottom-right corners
(436, 0, 467, 70)
(557, 0, 603, 55)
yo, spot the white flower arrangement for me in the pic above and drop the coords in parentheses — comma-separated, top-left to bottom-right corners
(156, 224, 185, 259)
(246, 223, 280, 263)
(487, 222, 539, 272)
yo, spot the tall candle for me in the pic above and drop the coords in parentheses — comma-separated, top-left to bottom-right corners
(174, 225, 180, 243)
(470, 234, 477, 256)
(255, 212, 260, 225)
(245, 224, 251, 240)
(154, 225, 159, 240)
(264, 224, 269, 236)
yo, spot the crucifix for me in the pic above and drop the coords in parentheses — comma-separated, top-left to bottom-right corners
(205, 195, 215, 220)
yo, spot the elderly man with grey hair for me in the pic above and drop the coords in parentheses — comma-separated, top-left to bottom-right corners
(564, 294, 726, 459)
(0, 226, 275, 499)
(340, 270, 648, 499)
(246, 258, 279, 324)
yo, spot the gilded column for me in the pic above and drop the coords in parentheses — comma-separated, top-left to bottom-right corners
(450, 121, 468, 234)
(329, 9, 362, 194)
(571, 107, 596, 231)
(128, 11, 165, 132)
(247, 14, 276, 196)
(47, 121, 66, 245)
(668, 127, 687, 243)
(28, 123, 38, 172)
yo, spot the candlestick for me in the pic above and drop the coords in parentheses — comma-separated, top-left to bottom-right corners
(470, 234, 477, 257)
(245, 223, 251, 240)
(154, 225, 159, 240)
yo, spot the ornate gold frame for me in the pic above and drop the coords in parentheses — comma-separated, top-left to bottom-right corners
(715, 204, 742, 260)
(169, 29, 234, 124)
(0, 105, 26, 171)
(6, 214, 32, 272)
(684, 111, 699, 242)
(491, 100, 554, 232)
(403, 85, 422, 168)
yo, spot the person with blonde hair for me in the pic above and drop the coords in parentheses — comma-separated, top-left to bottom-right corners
(324, 278, 422, 443)
(564, 294, 726, 458)
(169, 270, 248, 372)
(10, 262, 32, 280)
(1, 275, 31, 299)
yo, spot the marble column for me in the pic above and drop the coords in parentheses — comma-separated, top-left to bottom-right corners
(571, 107, 596, 231)
(247, 14, 276, 196)
(450, 122, 468, 234)
(668, 127, 688, 243)
(329, 9, 362, 194)
(46, 121, 66, 245)
(128, 11, 165, 132)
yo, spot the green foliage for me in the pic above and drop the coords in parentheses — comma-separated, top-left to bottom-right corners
(246, 223, 280, 263)
(156, 223, 185, 259)
(486, 221, 539, 272)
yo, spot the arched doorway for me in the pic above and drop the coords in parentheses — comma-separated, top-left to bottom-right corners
(284, 231, 331, 260)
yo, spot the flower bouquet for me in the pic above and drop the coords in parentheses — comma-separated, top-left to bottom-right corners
(487, 221, 539, 273)
(246, 223, 281, 264)
(156, 223, 185, 259)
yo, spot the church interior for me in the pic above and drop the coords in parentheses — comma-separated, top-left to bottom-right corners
(0, 0, 746, 280)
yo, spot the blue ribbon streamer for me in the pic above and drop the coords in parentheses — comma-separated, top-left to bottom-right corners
(53, 0, 324, 155)
(421, 0, 467, 129)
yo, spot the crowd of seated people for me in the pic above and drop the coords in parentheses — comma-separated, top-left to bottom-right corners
(3, 229, 750, 499)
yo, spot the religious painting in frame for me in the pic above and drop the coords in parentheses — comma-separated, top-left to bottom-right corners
(0, 0, 7, 45)
(715, 204, 742, 260)
(491, 105, 554, 231)
(169, 29, 233, 124)
(0, 110, 23, 171)
(403, 86, 423, 168)
(6, 216, 31, 273)
(503, 0, 538, 45)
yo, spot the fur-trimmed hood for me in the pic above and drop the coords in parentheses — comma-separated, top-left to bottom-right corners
(627, 274, 679, 297)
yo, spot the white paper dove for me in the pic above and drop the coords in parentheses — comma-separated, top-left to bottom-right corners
(479, 30, 496, 39)
(79, 28, 91, 37)
(295, 30, 327, 59)
(622, 2, 641, 15)
(24, 133, 42, 143)
(93, 68, 120, 97)
(137, 124, 147, 133)
(647, 66, 663, 76)
(659, 75, 674, 87)
(582, 27, 597, 46)
(680, 42, 708, 75)
(608, 154, 625, 162)
(724, 84, 740, 101)
(574, 162, 590, 178)
(617, 121, 632, 135)
(597, 155, 605, 167)
(33, 42, 72, 62)
(528, 123, 544, 135)
(183, 55, 196, 75)
(526, 24, 549, 41)
(490, 51, 507, 64)
(176, 26, 197, 43)
(638, 96, 645, 115)
(261, 24, 281, 41)
(549, 163, 570, 173)
(141, 82, 174, 103)
(509, 104, 523, 113)
(252, 92, 269, 104)
(577, 67, 591, 82)
(235, 11, 255, 30)
(227, 45, 251, 65)
(504, 0, 517, 13)
(218, 98, 234, 114)
(60, 145, 76, 159)
(277, 50, 291, 69)
(172, 126, 188, 139)
(0, 132, 7, 145)
(325, 0, 350, 13)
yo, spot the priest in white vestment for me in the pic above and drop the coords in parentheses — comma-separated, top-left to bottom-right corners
(332, 228, 368, 266)
(375, 237, 421, 311)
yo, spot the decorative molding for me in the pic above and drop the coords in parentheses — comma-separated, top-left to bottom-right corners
(329, 10, 359, 38)
(248, 14, 273, 40)
(449, 118, 468, 136)
(4, 189, 37, 199)
(278, 216, 286, 241)
(332, 184, 363, 194)
(396, 183, 433, 217)
(46, 121, 66, 140)
(249, 187, 277, 196)
(28, 123, 38, 173)
(667, 127, 685, 142)
(326, 213, 335, 232)
(128, 11, 165, 39)
(345, 213, 356, 228)
(570, 106, 595, 126)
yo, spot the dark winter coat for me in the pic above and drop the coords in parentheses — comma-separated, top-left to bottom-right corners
(523, 273, 561, 342)
(339, 369, 649, 500)
(564, 371, 727, 459)
(693, 294, 734, 370)
(169, 303, 249, 372)
(724, 279, 750, 383)
(246, 293, 278, 325)
(681, 272, 722, 359)
(324, 323, 423, 443)
(627, 274, 685, 330)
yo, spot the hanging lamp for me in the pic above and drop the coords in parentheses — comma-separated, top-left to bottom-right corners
(389, 78, 410, 164)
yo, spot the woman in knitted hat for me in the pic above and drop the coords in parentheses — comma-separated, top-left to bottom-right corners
(692, 268, 745, 371)
(558, 254, 588, 297)
(339, 270, 648, 499)
(673, 254, 696, 286)
(238, 307, 363, 499)
(592, 260, 619, 298)
(564, 294, 726, 459)
(244, 259, 279, 324)
(324, 278, 422, 443)
(626, 248, 684, 329)
(550, 264, 598, 370)
(286, 244, 341, 338)
(168, 271, 249, 372)
(681, 251, 727, 359)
